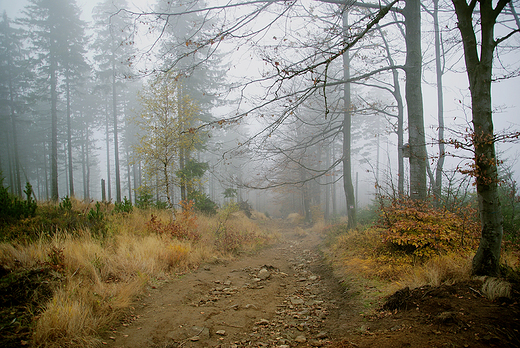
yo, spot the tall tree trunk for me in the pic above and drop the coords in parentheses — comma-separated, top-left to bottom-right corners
(433, 0, 445, 204)
(66, 77, 74, 197)
(105, 104, 112, 202)
(50, 36, 59, 201)
(376, 124, 380, 183)
(332, 142, 337, 215)
(9, 90, 21, 198)
(127, 149, 132, 204)
(113, 60, 121, 203)
(64, 143, 69, 192)
(164, 161, 171, 206)
(342, 9, 356, 229)
(404, 0, 427, 200)
(378, 24, 405, 196)
(81, 128, 87, 201)
(36, 167, 41, 200)
(133, 161, 138, 203)
(179, 148, 186, 202)
(300, 167, 311, 221)
(7, 33, 22, 197)
(3, 127, 14, 193)
(43, 141, 49, 200)
(325, 145, 331, 220)
(85, 126, 90, 201)
(178, 85, 187, 203)
(452, 0, 506, 276)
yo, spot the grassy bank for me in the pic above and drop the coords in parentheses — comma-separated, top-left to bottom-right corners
(0, 199, 275, 348)
(319, 199, 520, 313)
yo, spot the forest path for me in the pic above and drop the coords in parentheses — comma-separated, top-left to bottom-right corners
(102, 221, 520, 348)
(103, 222, 354, 348)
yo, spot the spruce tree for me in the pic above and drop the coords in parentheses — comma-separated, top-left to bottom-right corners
(20, 0, 88, 201)
(91, 0, 135, 203)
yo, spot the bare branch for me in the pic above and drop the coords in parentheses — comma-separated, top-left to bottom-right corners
(495, 28, 520, 46)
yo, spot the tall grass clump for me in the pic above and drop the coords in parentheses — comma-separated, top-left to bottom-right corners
(212, 202, 275, 255)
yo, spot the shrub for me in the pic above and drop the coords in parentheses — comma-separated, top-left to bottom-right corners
(212, 201, 269, 254)
(238, 201, 252, 218)
(187, 191, 218, 215)
(310, 205, 324, 223)
(114, 197, 133, 214)
(146, 200, 200, 241)
(59, 196, 72, 211)
(87, 202, 107, 238)
(0, 180, 38, 225)
(214, 224, 253, 254)
(135, 186, 154, 209)
(219, 201, 240, 220)
(378, 198, 480, 259)
(356, 203, 380, 226)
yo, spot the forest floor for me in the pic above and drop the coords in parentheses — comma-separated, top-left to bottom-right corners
(1, 220, 519, 347)
(99, 221, 520, 348)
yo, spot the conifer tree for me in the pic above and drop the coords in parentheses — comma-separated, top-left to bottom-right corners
(20, 0, 88, 201)
(0, 12, 30, 197)
(92, 0, 135, 203)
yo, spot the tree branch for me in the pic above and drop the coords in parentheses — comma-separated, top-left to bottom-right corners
(494, 28, 520, 47)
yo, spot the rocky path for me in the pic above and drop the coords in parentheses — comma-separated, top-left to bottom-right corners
(104, 225, 352, 348)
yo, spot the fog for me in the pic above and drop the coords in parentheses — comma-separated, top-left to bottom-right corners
(1, 0, 519, 219)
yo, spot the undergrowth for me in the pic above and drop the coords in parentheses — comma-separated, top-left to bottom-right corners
(323, 197, 487, 312)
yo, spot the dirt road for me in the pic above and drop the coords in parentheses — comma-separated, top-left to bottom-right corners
(104, 224, 352, 348)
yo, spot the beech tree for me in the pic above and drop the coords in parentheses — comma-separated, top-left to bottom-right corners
(452, 0, 519, 276)
(133, 71, 201, 207)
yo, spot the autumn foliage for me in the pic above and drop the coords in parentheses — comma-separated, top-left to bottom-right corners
(325, 198, 483, 288)
(379, 198, 480, 259)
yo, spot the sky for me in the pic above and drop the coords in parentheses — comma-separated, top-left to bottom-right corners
(1, 0, 520, 202)
(0, 0, 157, 20)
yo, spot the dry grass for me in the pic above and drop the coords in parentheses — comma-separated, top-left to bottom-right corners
(215, 209, 277, 255)
(294, 226, 308, 237)
(402, 253, 472, 288)
(501, 248, 520, 270)
(311, 220, 327, 234)
(480, 277, 512, 300)
(0, 206, 274, 348)
(251, 211, 269, 220)
(287, 213, 304, 224)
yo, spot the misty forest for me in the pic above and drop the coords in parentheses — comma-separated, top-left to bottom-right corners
(1, 0, 520, 347)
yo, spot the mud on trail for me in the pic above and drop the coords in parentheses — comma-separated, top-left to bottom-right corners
(104, 223, 520, 348)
